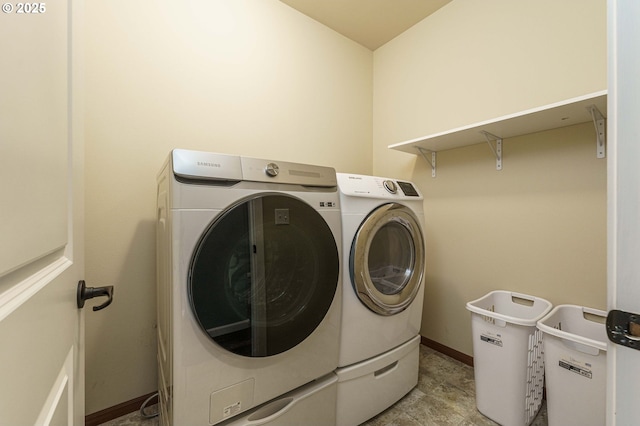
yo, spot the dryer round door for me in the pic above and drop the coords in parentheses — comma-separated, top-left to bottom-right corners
(350, 202, 425, 316)
(188, 193, 339, 357)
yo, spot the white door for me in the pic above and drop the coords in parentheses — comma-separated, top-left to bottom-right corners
(606, 1, 640, 425)
(0, 1, 86, 425)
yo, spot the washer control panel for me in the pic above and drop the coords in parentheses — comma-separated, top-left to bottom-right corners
(265, 162, 279, 177)
(171, 149, 337, 187)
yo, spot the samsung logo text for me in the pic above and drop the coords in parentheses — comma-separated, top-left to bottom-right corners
(197, 162, 222, 168)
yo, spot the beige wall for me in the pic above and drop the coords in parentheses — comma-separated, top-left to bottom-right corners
(84, 0, 372, 414)
(373, 0, 607, 179)
(417, 123, 607, 354)
(373, 0, 607, 355)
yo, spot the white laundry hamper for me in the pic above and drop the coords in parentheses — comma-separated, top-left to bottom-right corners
(466, 290, 552, 426)
(536, 305, 607, 426)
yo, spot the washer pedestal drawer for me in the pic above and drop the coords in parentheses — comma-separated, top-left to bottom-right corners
(218, 373, 337, 426)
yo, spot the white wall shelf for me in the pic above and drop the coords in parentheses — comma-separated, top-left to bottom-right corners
(389, 90, 607, 176)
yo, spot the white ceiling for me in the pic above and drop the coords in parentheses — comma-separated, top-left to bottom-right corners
(280, 0, 452, 50)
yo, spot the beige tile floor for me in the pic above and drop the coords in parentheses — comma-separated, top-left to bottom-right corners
(100, 344, 547, 426)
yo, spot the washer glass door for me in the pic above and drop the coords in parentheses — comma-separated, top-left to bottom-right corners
(350, 203, 425, 316)
(189, 194, 339, 357)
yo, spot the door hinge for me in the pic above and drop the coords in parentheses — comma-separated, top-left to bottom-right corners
(606, 309, 640, 351)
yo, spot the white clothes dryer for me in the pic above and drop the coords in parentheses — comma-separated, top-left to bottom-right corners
(336, 173, 425, 367)
(156, 150, 342, 426)
(335, 173, 426, 426)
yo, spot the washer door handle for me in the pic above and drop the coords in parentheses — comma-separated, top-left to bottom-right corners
(77, 280, 114, 311)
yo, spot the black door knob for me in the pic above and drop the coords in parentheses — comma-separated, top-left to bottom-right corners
(77, 280, 114, 311)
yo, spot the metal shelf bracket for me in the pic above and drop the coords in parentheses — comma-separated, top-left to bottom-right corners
(480, 131, 503, 170)
(587, 104, 606, 158)
(417, 147, 437, 178)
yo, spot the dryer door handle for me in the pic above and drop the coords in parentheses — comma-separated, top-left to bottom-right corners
(77, 280, 114, 311)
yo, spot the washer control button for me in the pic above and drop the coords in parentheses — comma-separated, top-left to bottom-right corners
(383, 180, 397, 194)
(265, 163, 279, 177)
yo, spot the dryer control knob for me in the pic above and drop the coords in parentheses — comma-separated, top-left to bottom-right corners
(383, 180, 397, 194)
(265, 163, 279, 177)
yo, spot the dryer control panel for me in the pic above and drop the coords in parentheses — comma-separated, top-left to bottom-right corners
(382, 180, 397, 194)
(337, 173, 422, 200)
(397, 181, 419, 197)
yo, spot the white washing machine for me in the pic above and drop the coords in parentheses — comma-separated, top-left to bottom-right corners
(335, 173, 426, 426)
(156, 149, 342, 425)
